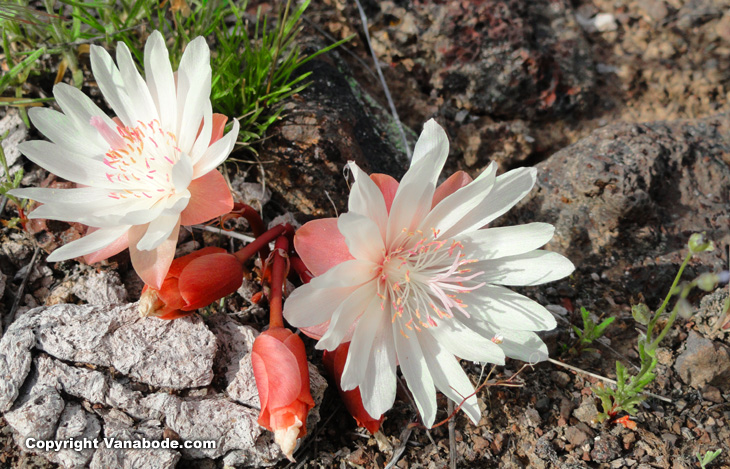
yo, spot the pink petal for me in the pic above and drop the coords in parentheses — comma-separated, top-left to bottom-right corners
(294, 218, 354, 276)
(179, 170, 233, 226)
(178, 253, 243, 310)
(370, 173, 399, 214)
(252, 333, 302, 408)
(432, 171, 473, 208)
(83, 228, 130, 264)
(210, 113, 228, 145)
(300, 320, 356, 342)
(129, 221, 180, 289)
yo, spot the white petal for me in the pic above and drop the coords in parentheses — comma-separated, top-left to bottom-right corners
(28, 107, 107, 156)
(18, 140, 114, 188)
(303, 259, 377, 289)
(90, 44, 136, 126)
(475, 250, 574, 286)
(463, 285, 557, 331)
(171, 156, 193, 191)
(144, 31, 177, 130)
(337, 212, 384, 263)
(116, 41, 158, 125)
(346, 162, 389, 238)
(418, 162, 497, 236)
(316, 282, 378, 351)
(441, 167, 537, 238)
(46, 225, 130, 261)
(426, 317, 505, 365)
(386, 120, 449, 249)
(359, 312, 398, 417)
(190, 101, 213, 162)
(284, 283, 361, 328)
(52, 83, 117, 153)
(457, 223, 555, 260)
(175, 36, 211, 153)
(491, 328, 549, 363)
(340, 301, 384, 391)
(394, 327, 437, 427)
(135, 214, 180, 251)
(9, 187, 116, 205)
(192, 119, 239, 178)
(419, 332, 481, 425)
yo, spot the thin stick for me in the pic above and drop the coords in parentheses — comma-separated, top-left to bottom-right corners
(352, 0, 411, 159)
(192, 224, 255, 243)
(547, 358, 672, 403)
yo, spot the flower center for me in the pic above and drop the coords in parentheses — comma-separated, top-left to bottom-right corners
(377, 229, 485, 338)
(91, 116, 183, 200)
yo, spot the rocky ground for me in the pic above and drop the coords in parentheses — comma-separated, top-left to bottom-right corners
(2, 0, 730, 467)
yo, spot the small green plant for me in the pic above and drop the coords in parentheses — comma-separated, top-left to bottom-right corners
(697, 449, 722, 469)
(564, 306, 615, 356)
(0, 131, 28, 229)
(595, 233, 720, 422)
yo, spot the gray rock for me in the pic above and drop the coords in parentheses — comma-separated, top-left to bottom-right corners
(0, 109, 28, 177)
(674, 331, 730, 388)
(573, 401, 598, 424)
(0, 325, 35, 411)
(70, 269, 128, 306)
(1, 303, 328, 467)
(506, 115, 730, 305)
(590, 434, 621, 462)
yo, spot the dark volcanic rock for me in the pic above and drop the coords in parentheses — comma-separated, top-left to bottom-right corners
(260, 53, 412, 216)
(506, 115, 730, 305)
(674, 331, 730, 389)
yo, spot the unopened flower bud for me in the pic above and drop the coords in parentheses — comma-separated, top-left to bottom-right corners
(139, 247, 243, 320)
(677, 298, 693, 319)
(696, 273, 718, 292)
(252, 327, 314, 461)
(631, 303, 651, 325)
(688, 232, 714, 253)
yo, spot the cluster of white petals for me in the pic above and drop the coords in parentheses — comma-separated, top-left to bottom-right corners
(285, 120, 574, 427)
(10, 31, 238, 288)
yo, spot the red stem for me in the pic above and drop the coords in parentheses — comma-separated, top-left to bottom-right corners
(234, 223, 293, 265)
(290, 256, 314, 284)
(227, 203, 269, 259)
(269, 236, 289, 329)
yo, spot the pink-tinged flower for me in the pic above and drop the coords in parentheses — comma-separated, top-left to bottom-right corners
(283, 119, 574, 427)
(9, 31, 239, 288)
(252, 327, 315, 461)
(322, 342, 383, 434)
(138, 246, 243, 320)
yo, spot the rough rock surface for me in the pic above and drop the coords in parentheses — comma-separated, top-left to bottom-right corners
(0, 304, 327, 467)
(674, 331, 730, 389)
(260, 51, 412, 216)
(506, 114, 730, 305)
(0, 109, 28, 176)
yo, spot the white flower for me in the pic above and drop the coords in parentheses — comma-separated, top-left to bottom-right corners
(10, 31, 239, 288)
(284, 119, 574, 427)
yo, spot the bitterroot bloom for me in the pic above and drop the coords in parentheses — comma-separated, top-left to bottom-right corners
(9, 31, 239, 288)
(284, 119, 574, 427)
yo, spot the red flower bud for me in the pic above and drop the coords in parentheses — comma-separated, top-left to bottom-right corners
(322, 342, 383, 434)
(252, 327, 314, 461)
(139, 247, 243, 320)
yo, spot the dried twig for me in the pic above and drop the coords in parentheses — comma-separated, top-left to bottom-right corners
(447, 400, 457, 469)
(547, 358, 672, 403)
(5, 245, 40, 333)
(191, 224, 256, 243)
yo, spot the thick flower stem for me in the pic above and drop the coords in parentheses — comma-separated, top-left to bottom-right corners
(225, 203, 269, 258)
(268, 236, 290, 329)
(234, 223, 293, 265)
